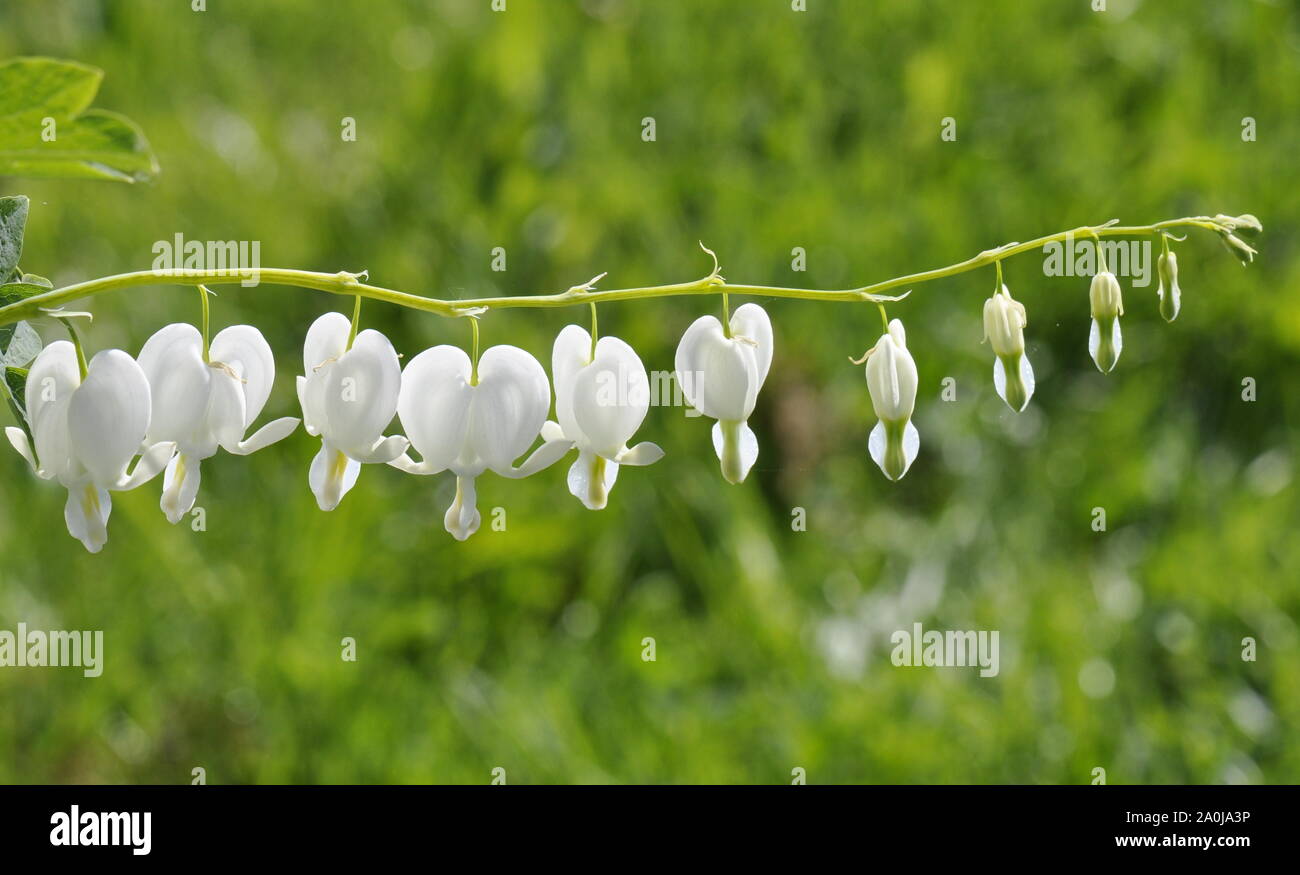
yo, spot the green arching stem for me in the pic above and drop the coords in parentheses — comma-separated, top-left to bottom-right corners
(346, 294, 361, 350)
(721, 289, 732, 338)
(994, 258, 1004, 292)
(0, 216, 1243, 330)
(876, 303, 889, 333)
(197, 284, 211, 363)
(588, 301, 598, 360)
(60, 318, 89, 380)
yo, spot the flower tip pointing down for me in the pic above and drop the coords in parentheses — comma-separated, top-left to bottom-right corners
(863, 319, 920, 481)
(983, 286, 1034, 412)
(674, 303, 773, 485)
(1088, 272, 1124, 373)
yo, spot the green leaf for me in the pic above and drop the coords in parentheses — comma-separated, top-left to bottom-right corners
(2, 365, 33, 458)
(0, 194, 27, 277)
(4, 365, 27, 413)
(0, 57, 159, 183)
(0, 281, 48, 355)
(0, 320, 40, 366)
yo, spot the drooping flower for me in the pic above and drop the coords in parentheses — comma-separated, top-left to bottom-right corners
(673, 302, 773, 484)
(1088, 271, 1124, 373)
(296, 312, 408, 511)
(863, 318, 919, 481)
(549, 324, 664, 510)
(389, 343, 573, 540)
(1156, 250, 1181, 323)
(4, 341, 175, 552)
(983, 284, 1034, 412)
(137, 323, 300, 522)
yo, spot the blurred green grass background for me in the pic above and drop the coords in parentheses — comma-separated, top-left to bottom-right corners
(1, 0, 1298, 784)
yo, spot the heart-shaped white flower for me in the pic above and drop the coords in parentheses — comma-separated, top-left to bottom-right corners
(6, 341, 175, 552)
(296, 312, 408, 511)
(983, 285, 1034, 412)
(673, 302, 773, 484)
(389, 343, 572, 540)
(1088, 271, 1124, 373)
(138, 322, 300, 522)
(550, 324, 664, 510)
(864, 318, 919, 482)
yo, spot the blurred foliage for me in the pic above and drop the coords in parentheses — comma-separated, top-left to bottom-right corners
(0, 0, 1297, 784)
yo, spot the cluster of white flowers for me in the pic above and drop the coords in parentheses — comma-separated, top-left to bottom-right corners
(7, 305, 781, 551)
(0, 239, 1215, 552)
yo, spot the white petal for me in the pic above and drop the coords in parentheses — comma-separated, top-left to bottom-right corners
(303, 311, 351, 374)
(540, 420, 566, 443)
(228, 416, 300, 455)
(498, 434, 574, 479)
(321, 328, 402, 457)
(6, 426, 37, 472)
(118, 441, 178, 490)
(1089, 317, 1124, 373)
(571, 335, 650, 459)
(992, 354, 1036, 412)
(63, 483, 111, 553)
(309, 442, 361, 511)
(567, 449, 620, 510)
(711, 419, 759, 484)
(160, 452, 202, 524)
(354, 433, 409, 464)
(444, 474, 481, 540)
(25, 341, 79, 480)
(868, 420, 920, 481)
(210, 324, 277, 426)
(552, 324, 593, 446)
(729, 303, 774, 388)
(471, 345, 551, 473)
(615, 441, 664, 466)
(206, 362, 248, 455)
(674, 314, 720, 413)
(137, 323, 211, 446)
(68, 349, 152, 487)
(396, 345, 474, 472)
(295, 375, 315, 434)
(674, 315, 756, 421)
(387, 451, 440, 476)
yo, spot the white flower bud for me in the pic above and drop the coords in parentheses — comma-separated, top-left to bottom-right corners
(1089, 271, 1124, 321)
(1157, 250, 1180, 323)
(1088, 271, 1124, 373)
(983, 285, 1034, 412)
(864, 318, 919, 481)
(983, 285, 1026, 357)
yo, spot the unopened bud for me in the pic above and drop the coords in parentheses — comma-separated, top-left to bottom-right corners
(983, 285, 1027, 357)
(983, 286, 1034, 411)
(1220, 231, 1257, 265)
(1157, 250, 1180, 323)
(864, 318, 919, 481)
(1089, 272, 1124, 373)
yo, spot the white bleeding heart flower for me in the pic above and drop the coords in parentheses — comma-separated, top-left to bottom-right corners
(389, 342, 573, 540)
(5, 341, 175, 552)
(673, 302, 773, 484)
(1088, 271, 1124, 373)
(138, 323, 300, 523)
(550, 324, 664, 510)
(864, 318, 919, 482)
(296, 312, 408, 511)
(983, 284, 1035, 412)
